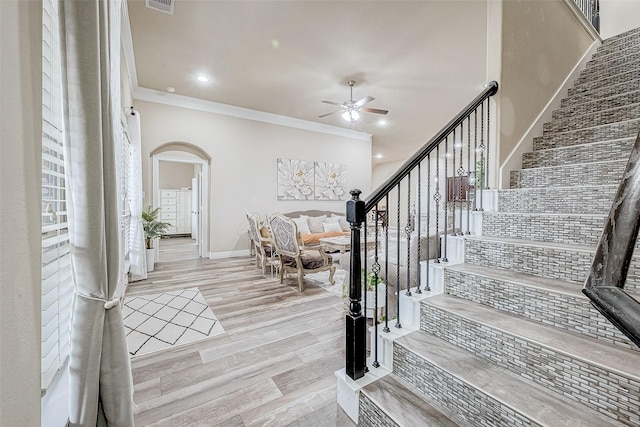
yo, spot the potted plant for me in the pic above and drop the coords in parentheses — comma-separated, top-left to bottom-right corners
(362, 268, 386, 319)
(142, 206, 170, 272)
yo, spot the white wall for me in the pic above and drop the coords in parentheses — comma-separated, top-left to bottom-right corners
(0, 1, 42, 425)
(600, 0, 640, 39)
(136, 100, 372, 256)
(159, 160, 194, 189)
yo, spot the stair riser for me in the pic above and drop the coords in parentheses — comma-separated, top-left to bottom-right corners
(575, 59, 640, 86)
(481, 213, 605, 245)
(563, 78, 640, 109)
(597, 29, 640, 53)
(420, 304, 640, 427)
(579, 55, 640, 82)
(553, 91, 640, 121)
(533, 120, 640, 151)
(393, 344, 538, 427)
(464, 239, 640, 293)
(497, 186, 615, 214)
(510, 161, 625, 189)
(543, 103, 640, 135)
(569, 70, 638, 99)
(359, 395, 398, 427)
(443, 269, 638, 351)
(523, 139, 633, 169)
(592, 40, 640, 62)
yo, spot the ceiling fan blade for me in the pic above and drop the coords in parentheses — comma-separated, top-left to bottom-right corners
(321, 100, 346, 107)
(318, 110, 341, 118)
(355, 95, 375, 107)
(361, 107, 389, 115)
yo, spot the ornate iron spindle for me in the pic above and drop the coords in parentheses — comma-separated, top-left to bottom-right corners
(405, 172, 413, 297)
(425, 154, 431, 291)
(466, 115, 471, 234)
(383, 193, 390, 333)
(434, 147, 441, 263)
(416, 162, 422, 294)
(442, 136, 449, 262)
(479, 102, 485, 212)
(363, 215, 368, 345)
(473, 109, 478, 211)
(395, 184, 402, 329)
(451, 129, 456, 237)
(458, 122, 465, 235)
(346, 190, 366, 380)
(372, 203, 381, 369)
(486, 98, 491, 190)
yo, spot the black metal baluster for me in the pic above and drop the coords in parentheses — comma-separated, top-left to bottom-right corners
(466, 115, 471, 235)
(425, 154, 431, 292)
(346, 190, 366, 380)
(383, 193, 390, 333)
(486, 97, 491, 190)
(458, 122, 465, 235)
(473, 109, 478, 212)
(363, 215, 368, 359)
(405, 173, 412, 297)
(443, 136, 449, 262)
(395, 184, 402, 329)
(416, 162, 422, 294)
(372, 203, 381, 369)
(434, 147, 441, 264)
(451, 129, 457, 238)
(479, 102, 485, 212)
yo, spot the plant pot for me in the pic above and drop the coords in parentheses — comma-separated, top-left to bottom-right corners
(146, 248, 155, 272)
(365, 283, 386, 319)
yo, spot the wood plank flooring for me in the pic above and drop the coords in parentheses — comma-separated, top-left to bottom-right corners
(126, 238, 355, 426)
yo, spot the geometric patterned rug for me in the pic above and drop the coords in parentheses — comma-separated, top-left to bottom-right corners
(122, 287, 225, 357)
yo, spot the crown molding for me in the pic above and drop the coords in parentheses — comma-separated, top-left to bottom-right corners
(132, 87, 372, 142)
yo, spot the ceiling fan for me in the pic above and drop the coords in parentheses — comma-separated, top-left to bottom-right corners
(319, 80, 389, 122)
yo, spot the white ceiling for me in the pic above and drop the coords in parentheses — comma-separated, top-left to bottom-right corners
(126, 0, 489, 166)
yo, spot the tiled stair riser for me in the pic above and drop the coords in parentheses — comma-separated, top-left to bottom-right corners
(463, 238, 640, 293)
(481, 213, 605, 245)
(392, 345, 536, 427)
(563, 78, 640, 108)
(579, 54, 640, 82)
(574, 60, 640, 86)
(443, 269, 638, 351)
(542, 103, 640, 134)
(553, 90, 640, 121)
(497, 186, 616, 214)
(591, 39, 640, 62)
(420, 304, 640, 427)
(595, 29, 640, 54)
(533, 120, 640, 151)
(568, 70, 640, 98)
(523, 138, 634, 169)
(359, 395, 398, 427)
(510, 160, 626, 189)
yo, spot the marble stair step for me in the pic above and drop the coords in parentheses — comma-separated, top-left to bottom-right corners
(593, 27, 640, 56)
(393, 330, 625, 427)
(591, 38, 640, 62)
(568, 70, 640, 100)
(575, 57, 640, 86)
(510, 159, 625, 189)
(463, 235, 640, 294)
(564, 76, 640, 108)
(533, 118, 640, 151)
(543, 102, 640, 134)
(524, 137, 634, 168)
(582, 48, 640, 74)
(443, 263, 639, 351)
(497, 184, 616, 214)
(359, 373, 458, 427)
(420, 295, 640, 426)
(553, 89, 640, 121)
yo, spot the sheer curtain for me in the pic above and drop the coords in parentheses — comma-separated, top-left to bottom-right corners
(127, 109, 147, 281)
(59, 0, 134, 425)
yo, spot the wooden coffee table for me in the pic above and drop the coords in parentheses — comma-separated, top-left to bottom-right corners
(319, 235, 377, 254)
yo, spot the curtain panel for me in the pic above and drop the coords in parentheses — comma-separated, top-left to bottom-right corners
(59, 0, 134, 425)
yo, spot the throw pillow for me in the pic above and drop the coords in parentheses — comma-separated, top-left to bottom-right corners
(331, 214, 350, 232)
(292, 217, 311, 234)
(305, 215, 327, 233)
(323, 221, 343, 233)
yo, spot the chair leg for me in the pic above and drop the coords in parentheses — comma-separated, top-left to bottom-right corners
(297, 269, 305, 292)
(328, 264, 336, 285)
(279, 266, 285, 284)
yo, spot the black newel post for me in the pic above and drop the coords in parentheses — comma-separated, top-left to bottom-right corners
(346, 189, 366, 380)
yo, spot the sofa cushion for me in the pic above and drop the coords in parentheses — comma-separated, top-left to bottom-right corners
(304, 215, 327, 233)
(292, 217, 311, 234)
(323, 221, 343, 233)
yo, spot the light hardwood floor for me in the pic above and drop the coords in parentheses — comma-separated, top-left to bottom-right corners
(126, 237, 356, 426)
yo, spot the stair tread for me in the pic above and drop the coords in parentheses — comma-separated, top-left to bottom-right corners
(515, 158, 626, 172)
(465, 235, 595, 253)
(396, 331, 624, 427)
(423, 294, 640, 381)
(531, 136, 635, 153)
(361, 374, 458, 427)
(482, 211, 606, 219)
(445, 263, 582, 296)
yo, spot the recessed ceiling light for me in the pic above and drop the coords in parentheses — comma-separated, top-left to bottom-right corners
(375, 153, 384, 159)
(378, 119, 388, 126)
(196, 75, 209, 83)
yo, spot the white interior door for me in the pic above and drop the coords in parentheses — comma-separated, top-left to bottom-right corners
(197, 171, 204, 256)
(191, 176, 199, 241)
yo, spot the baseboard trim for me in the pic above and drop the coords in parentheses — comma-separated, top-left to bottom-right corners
(209, 249, 251, 259)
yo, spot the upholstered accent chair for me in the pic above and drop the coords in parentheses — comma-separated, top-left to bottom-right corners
(246, 212, 275, 274)
(268, 212, 336, 292)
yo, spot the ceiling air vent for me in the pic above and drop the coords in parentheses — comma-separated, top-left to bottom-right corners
(145, 0, 174, 15)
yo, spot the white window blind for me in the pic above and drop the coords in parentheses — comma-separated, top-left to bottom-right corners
(119, 124, 133, 277)
(41, 0, 72, 391)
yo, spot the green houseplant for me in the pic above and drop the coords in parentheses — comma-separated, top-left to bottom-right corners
(142, 206, 170, 272)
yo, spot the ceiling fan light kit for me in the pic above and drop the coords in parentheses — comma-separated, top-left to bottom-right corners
(320, 79, 388, 122)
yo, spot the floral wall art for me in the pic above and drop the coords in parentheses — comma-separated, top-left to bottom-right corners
(314, 161, 347, 201)
(277, 158, 314, 200)
(277, 158, 348, 201)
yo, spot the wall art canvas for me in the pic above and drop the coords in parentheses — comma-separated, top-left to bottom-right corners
(314, 161, 347, 200)
(277, 158, 314, 200)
